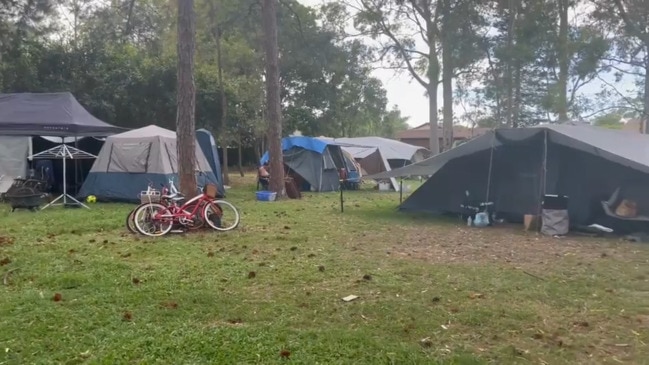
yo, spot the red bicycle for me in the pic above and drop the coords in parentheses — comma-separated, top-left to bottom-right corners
(132, 182, 240, 237)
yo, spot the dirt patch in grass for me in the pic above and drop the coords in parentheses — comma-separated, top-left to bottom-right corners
(380, 223, 643, 268)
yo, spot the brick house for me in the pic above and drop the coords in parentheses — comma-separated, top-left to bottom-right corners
(397, 123, 490, 149)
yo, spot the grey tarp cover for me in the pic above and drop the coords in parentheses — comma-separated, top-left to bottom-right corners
(367, 131, 499, 179)
(0, 92, 126, 136)
(0, 136, 30, 193)
(331, 136, 430, 162)
(368, 124, 649, 179)
(78, 125, 219, 201)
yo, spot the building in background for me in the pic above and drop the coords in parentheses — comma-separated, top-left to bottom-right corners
(397, 124, 489, 149)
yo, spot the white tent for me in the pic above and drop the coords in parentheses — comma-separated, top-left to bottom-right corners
(319, 136, 430, 191)
(0, 136, 30, 193)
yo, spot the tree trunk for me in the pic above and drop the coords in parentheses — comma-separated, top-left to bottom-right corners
(176, 0, 197, 198)
(215, 28, 230, 185)
(262, 0, 285, 196)
(238, 139, 244, 177)
(505, 0, 516, 128)
(557, 0, 569, 122)
(427, 31, 440, 155)
(513, 60, 522, 127)
(441, 34, 453, 151)
(641, 50, 649, 134)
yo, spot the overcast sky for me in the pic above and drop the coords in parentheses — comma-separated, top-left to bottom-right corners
(297, 0, 430, 127)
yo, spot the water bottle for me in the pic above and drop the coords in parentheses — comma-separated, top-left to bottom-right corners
(467, 216, 473, 226)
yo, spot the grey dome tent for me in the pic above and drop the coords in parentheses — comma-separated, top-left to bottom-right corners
(78, 125, 220, 202)
(367, 124, 649, 227)
(260, 136, 347, 192)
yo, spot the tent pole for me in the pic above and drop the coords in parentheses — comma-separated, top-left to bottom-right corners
(74, 137, 79, 195)
(537, 129, 548, 222)
(340, 180, 344, 213)
(485, 132, 496, 207)
(399, 178, 403, 204)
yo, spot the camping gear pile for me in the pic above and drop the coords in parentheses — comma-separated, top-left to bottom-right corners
(4, 176, 49, 211)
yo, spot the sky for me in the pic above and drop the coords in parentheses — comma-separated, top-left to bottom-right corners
(295, 0, 640, 127)
(297, 0, 431, 127)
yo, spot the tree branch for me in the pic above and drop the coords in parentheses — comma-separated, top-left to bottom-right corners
(358, 0, 429, 88)
(580, 105, 640, 119)
(612, 0, 649, 43)
(597, 74, 644, 113)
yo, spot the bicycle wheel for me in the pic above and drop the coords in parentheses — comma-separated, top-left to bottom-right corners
(133, 203, 173, 237)
(203, 199, 240, 231)
(125, 207, 138, 233)
(180, 203, 204, 230)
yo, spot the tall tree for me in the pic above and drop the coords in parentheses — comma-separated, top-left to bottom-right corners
(556, 0, 570, 121)
(262, 0, 285, 196)
(342, 0, 440, 154)
(176, 0, 197, 197)
(593, 0, 649, 133)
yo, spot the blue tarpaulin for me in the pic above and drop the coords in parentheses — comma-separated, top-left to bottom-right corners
(260, 136, 331, 164)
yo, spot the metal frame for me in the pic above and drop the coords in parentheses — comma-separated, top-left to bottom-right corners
(29, 143, 97, 210)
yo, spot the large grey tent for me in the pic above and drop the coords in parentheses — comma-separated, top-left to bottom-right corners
(369, 124, 649, 226)
(0, 92, 125, 136)
(78, 125, 219, 202)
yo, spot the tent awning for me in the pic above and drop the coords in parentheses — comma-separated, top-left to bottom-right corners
(367, 124, 649, 179)
(0, 92, 127, 137)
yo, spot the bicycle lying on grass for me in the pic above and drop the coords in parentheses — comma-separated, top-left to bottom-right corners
(127, 179, 240, 237)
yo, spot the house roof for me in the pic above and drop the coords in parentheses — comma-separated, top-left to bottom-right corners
(397, 124, 490, 140)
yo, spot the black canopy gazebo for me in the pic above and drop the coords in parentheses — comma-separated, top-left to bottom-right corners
(0, 92, 126, 209)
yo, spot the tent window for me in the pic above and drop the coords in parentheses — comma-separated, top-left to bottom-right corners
(107, 142, 151, 173)
(322, 149, 336, 170)
(344, 155, 357, 171)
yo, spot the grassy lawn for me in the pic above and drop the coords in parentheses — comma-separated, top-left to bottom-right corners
(1, 175, 648, 364)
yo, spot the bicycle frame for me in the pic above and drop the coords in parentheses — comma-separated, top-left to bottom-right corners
(153, 188, 221, 224)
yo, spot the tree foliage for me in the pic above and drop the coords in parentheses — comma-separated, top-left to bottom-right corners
(0, 0, 407, 166)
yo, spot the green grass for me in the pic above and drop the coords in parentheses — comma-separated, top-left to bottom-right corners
(1, 175, 648, 364)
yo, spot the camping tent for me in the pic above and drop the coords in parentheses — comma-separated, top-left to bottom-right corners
(196, 128, 224, 196)
(333, 136, 430, 168)
(0, 136, 105, 194)
(260, 136, 348, 192)
(78, 125, 220, 202)
(320, 136, 428, 190)
(368, 124, 649, 226)
(0, 92, 125, 136)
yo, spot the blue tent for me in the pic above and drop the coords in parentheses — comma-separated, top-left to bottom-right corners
(78, 125, 220, 202)
(196, 129, 225, 197)
(260, 136, 348, 192)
